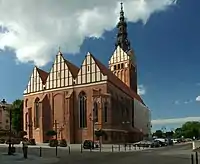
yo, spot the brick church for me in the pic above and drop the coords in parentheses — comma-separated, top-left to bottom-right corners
(23, 3, 151, 144)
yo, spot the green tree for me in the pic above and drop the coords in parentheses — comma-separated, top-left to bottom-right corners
(46, 130, 57, 137)
(165, 131, 174, 138)
(153, 130, 163, 138)
(95, 129, 106, 140)
(174, 128, 183, 138)
(174, 121, 200, 139)
(11, 99, 23, 133)
(181, 121, 200, 138)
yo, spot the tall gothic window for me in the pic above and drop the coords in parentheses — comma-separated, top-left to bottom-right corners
(79, 92, 87, 128)
(25, 112, 28, 130)
(34, 98, 40, 128)
(104, 102, 108, 122)
(93, 101, 98, 122)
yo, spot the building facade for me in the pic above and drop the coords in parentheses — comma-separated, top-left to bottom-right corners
(23, 3, 151, 144)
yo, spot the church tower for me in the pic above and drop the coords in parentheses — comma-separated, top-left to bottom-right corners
(109, 3, 137, 93)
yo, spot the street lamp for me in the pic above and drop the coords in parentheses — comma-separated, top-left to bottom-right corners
(122, 121, 130, 144)
(1, 99, 12, 155)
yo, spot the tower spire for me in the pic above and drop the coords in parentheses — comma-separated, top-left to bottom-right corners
(115, 2, 130, 52)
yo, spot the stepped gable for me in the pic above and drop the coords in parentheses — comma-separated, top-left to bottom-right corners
(90, 53, 145, 105)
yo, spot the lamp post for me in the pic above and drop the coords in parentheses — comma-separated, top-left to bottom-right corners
(122, 121, 130, 144)
(1, 99, 12, 155)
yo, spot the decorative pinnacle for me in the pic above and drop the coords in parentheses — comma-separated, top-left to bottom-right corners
(120, 2, 123, 11)
(58, 46, 62, 55)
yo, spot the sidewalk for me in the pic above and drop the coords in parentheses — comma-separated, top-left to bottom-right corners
(0, 153, 59, 164)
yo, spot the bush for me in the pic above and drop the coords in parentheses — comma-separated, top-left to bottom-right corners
(6, 138, 20, 144)
(0, 138, 5, 144)
(28, 139, 36, 145)
(59, 139, 67, 147)
(18, 131, 27, 138)
(43, 140, 49, 143)
(46, 130, 57, 137)
(49, 139, 58, 147)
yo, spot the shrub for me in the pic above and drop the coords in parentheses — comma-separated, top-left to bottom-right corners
(43, 140, 49, 143)
(28, 139, 36, 145)
(0, 138, 5, 144)
(18, 131, 27, 138)
(49, 139, 58, 147)
(59, 139, 67, 147)
(46, 130, 57, 137)
(6, 138, 20, 144)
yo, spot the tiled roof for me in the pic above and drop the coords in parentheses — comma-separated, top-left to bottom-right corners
(91, 54, 145, 105)
(64, 59, 79, 79)
(36, 67, 49, 85)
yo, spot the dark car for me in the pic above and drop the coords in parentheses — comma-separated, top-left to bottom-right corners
(83, 140, 95, 149)
(151, 140, 160, 148)
(165, 139, 174, 146)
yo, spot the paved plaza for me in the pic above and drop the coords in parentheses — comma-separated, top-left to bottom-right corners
(0, 142, 195, 164)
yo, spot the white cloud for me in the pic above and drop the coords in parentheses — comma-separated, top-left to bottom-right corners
(174, 100, 180, 105)
(138, 84, 146, 95)
(152, 117, 200, 125)
(0, 0, 177, 66)
(196, 96, 200, 102)
(184, 99, 193, 104)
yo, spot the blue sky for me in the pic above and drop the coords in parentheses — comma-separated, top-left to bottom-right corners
(0, 0, 199, 131)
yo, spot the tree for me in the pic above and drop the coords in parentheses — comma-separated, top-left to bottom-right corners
(11, 99, 23, 133)
(46, 130, 57, 137)
(174, 128, 182, 138)
(174, 121, 200, 139)
(95, 129, 106, 140)
(153, 130, 163, 138)
(165, 131, 174, 138)
(18, 131, 27, 138)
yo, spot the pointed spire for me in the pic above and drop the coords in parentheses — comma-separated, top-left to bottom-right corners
(58, 46, 62, 55)
(115, 2, 130, 52)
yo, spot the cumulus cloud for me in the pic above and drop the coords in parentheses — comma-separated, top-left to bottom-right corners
(0, 0, 177, 66)
(196, 96, 200, 102)
(152, 117, 200, 126)
(138, 84, 146, 95)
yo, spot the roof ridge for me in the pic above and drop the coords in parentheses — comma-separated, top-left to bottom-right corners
(64, 58, 79, 79)
(36, 67, 49, 85)
(90, 54, 144, 105)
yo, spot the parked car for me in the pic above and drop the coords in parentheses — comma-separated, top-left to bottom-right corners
(154, 138, 167, 147)
(150, 140, 160, 148)
(165, 139, 174, 146)
(172, 139, 178, 144)
(135, 140, 151, 148)
(83, 140, 95, 149)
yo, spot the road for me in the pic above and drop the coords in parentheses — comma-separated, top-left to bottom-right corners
(56, 143, 193, 164)
(0, 143, 194, 164)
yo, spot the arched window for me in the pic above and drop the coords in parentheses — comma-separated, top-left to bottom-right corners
(93, 101, 98, 122)
(34, 98, 40, 128)
(79, 92, 87, 128)
(104, 102, 108, 122)
(25, 99, 28, 107)
(25, 112, 28, 130)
